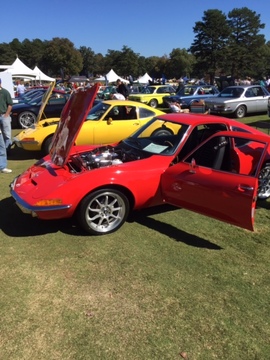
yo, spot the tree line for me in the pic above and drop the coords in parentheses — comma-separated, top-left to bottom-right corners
(0, 7, 269, 84)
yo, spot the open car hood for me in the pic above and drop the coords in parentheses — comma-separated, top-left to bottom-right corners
(36, 81, 56, 124)
(49, 83, 99, 166)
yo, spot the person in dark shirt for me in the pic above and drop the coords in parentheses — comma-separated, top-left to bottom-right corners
(116, 79, 129, 99)
(0, 78, 13, 168)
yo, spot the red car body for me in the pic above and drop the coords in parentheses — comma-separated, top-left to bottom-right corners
(10, 83, 270, 235)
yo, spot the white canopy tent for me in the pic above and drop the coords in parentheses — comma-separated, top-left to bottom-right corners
(33, 66, 55, 82)
(4, 57, 37, 79)
(95, 69, 129, 84)
(136, 73, 152, 84)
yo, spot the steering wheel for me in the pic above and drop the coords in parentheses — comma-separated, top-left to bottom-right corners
(163, 140, 174, 148)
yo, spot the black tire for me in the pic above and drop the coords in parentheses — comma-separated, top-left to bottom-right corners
(42, 135, 53, 156)
(18, 111, 37, 128)
(149, 99, 158, 108)
(257, 163, 270, 200)
(151, 128, 172, 136)
(234, 105, 246, 119)
(77, 189, 130, 235)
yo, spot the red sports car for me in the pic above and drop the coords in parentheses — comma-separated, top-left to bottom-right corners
(10, 84, 270, 235)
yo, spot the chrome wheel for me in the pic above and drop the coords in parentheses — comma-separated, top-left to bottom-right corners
(258, 164, 270, 200)
(78, 189, 129, 235)
(235, 105, 246, 119)
(149, 99, 158, 108)
(18, 111, 37, 128)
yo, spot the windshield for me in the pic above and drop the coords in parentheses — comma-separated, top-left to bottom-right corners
(86, 102, 111, 120)
(123, 117, 189, 155)
(28, 94, 43, 105)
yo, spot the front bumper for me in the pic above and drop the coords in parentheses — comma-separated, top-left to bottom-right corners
(10, 176, 72, 218)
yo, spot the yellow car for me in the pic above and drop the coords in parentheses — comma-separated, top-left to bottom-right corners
(128, 84, 176, 108)
(13, 99, 164, 155)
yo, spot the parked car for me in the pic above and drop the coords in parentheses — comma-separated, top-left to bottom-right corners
(205, 85, 270, 119)
(97, 85, 116, 100)
(11, 85, 70, 128)
(13, 95, 164, 155)
(10, 84, 270, 235)
(163, 85, 219, 110)
(128, 85, 176, 108)
(12, 88, 50, 104)
(12, 93, 69, 129)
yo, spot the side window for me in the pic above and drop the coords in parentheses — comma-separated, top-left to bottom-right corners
(157, 87, 165, 94)
(245, 89, 253, 98)
(105, 106, 127, 120)
(138, 107, 156, 118)
(126, 106, 137, 119)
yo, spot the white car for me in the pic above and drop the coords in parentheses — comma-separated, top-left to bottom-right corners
(205, 85, 270, 118)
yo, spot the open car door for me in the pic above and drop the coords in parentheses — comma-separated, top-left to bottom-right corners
(161, 131, 270, 231)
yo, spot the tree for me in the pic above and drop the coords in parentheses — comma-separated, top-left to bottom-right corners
(227, 7, 266, 78)
(20, 39, 45, 69)
(164, 48, 195, 79)
(189, 9, 231, 83)
(0, 42, 17, 65)
(42, 38, 83, 78)
(115, 46, 140, 78)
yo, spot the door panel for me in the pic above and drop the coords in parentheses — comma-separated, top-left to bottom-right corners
(161, 133, 269, 231)
(161, 162, 257, 230)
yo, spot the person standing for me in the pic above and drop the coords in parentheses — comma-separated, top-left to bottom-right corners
(16, 79, 25, 98)
(116, 79, 129, 99)
(0, 128, 12, 173)
(0, 78, 13, 151)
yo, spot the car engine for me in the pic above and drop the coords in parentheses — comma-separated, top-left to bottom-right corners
(68, 144, 143, 172)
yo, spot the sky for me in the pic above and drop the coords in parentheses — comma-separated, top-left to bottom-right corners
(1, 0, 269, 58)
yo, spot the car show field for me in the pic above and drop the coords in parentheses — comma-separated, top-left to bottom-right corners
(1, 85, 270, 358)
(1, 113, 270, 359)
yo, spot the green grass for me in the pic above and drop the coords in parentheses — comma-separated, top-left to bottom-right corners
(1, 115, 270, 360)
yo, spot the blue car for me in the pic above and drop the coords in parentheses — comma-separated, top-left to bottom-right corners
(163, 85, 219, 110)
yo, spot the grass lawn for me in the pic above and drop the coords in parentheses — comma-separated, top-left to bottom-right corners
(0, 115, 270, 359)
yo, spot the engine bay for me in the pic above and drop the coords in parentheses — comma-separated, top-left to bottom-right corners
(67, 144, 145, 172)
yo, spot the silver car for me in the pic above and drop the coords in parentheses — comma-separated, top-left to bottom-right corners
(205, 85, 270, 119)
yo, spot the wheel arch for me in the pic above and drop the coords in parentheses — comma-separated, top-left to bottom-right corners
(75, 184, 136, 215)
(41, 133, 54, 155)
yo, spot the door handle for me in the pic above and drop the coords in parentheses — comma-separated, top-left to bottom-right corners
(238, 184, 254, 191)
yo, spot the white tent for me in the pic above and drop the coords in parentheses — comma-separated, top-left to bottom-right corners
(95, 69, 129, 84)
(4, 57, 37, 79)
(33, 66, 55, 82)
(136, 73, 152, 84)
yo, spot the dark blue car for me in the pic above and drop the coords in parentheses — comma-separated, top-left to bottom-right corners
(11, 92, 70, 128)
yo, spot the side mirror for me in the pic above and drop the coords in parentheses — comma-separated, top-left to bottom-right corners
(189, 158, 197, 173)
(107, 117, 113, 125)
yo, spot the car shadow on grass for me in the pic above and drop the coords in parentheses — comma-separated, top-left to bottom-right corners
(0, 197, 86, 237)
(129, 205, 222, 250)
(1, 197, 223, 247)
(256, 199, 270, 210)
(248, 119, 270, 134)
